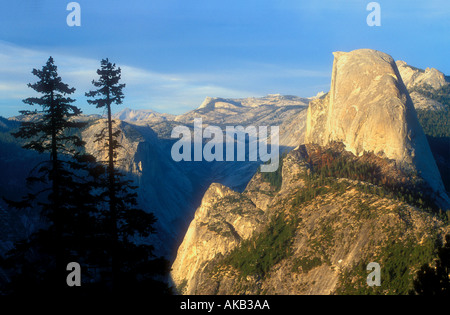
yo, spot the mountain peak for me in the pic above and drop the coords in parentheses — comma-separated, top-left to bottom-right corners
(305, 48, 449, 207)
(396, 60, 448, 90)
(113, 107, 174, 122)
(198, 97, 243, 111)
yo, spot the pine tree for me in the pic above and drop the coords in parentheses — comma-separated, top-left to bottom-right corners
(86, 58, 169, 294)
(86, 58, 124, 290)
(0, 57, 102, 295)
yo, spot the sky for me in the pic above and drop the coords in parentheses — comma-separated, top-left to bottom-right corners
(0, 0, 449, 118)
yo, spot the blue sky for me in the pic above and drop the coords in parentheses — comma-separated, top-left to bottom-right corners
(0, 0, 449, 117)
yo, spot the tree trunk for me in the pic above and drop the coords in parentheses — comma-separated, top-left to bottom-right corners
(50, 91, 63, 290)
(107, 92, 119, 290)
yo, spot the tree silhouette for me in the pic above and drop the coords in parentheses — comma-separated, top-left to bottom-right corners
(86, 58, 170, 294)
(0, 57, 103, 295)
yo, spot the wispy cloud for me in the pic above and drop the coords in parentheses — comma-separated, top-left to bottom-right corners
(0, 41, 327, 117)
(0, 41, 261, 117)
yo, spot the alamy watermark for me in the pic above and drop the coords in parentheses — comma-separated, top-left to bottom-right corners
(66, 2, 381, 28)
(66, 2, 81, 27)
(367, 262, 381, 287)
(66, 262, 81, 287)
(170, 118, 280, 172)
(367, 2, 381, 27)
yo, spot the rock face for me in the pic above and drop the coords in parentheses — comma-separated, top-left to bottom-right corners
(170, 183, 265, 294)
(396, 61, 448, 111)
(305, 49, 448, 206)
(396, 60, 448, 91)
(171, 146, 449, 295)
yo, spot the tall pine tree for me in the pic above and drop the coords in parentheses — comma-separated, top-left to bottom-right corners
(86, 58, 169, 294)
(0, 57, 103, 295)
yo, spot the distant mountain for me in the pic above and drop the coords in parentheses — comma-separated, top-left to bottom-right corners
(196, 94, 310, 112)
(396, 60, 448, 91)
(113, 108, 175, 123)
(397, 60, 449, 111)
(174, 95, 309, 148)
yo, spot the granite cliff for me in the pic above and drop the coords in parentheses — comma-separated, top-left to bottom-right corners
(304, 49, 449, 208)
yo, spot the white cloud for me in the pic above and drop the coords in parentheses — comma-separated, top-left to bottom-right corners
(0, 41, 260, 116)
(0, 40, 327, 117)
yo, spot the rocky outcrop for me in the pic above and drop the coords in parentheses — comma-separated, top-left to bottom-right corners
(396, 60, 448, 111)
(171, 146, 449, 295)
(396, 60, 448, 91)
(304, 49, 448, 207)
(170, 183, 266, 294)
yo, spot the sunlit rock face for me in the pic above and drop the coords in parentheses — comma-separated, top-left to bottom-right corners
(305, 49, 448, 206)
